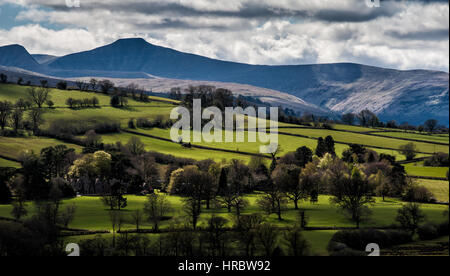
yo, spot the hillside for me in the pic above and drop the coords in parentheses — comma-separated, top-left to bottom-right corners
(0, 39, 449, 125)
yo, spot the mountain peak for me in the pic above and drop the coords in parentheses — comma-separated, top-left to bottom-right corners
(112, 38, 150, 47)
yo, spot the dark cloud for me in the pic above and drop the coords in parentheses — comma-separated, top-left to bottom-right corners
(45, 1, 402, 24)
(386, 28, 449, 41)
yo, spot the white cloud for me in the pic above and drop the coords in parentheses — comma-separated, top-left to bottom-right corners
(0, 0, 448, 71)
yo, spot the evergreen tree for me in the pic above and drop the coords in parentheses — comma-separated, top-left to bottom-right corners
(315, 137, 327, 157)
(324, 136, 336, 156)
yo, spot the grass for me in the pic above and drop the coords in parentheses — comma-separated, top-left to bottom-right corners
(62, 229, 338, 256)
(0, 194, 447, 256)
(0, 194, 447, 231)
(0, 157, 20, 168)
(417, 179, 449, 202)
(378, 132, 449, 144)
(279, 128, 449, 154)
(0, 136, 83, 159)
(404, 163, 449, 178)
(99, 132, 255, 163)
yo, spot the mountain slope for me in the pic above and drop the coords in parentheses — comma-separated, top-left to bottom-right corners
(0, 45, 42, 72)
(0, 39, 448, 124)
(46, 39, 449, 125)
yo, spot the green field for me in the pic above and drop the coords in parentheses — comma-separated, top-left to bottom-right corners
(0, 194, 447, 231)
(0, 136, 83, 159)
(416, 179, 449, 203)
(378, 132, 449, 144)
(0, 157, 20, 168)
(405, 163, 449, 179)
(0, 194, 447, 256)
(279, 128, 448, 154)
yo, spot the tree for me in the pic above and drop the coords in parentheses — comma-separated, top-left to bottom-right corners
(234, 214, 264, 256)
(396, 202, 426, 236)
(341, 113, 356, 125)
(0, 100, 13, 130)
(256, 223, 279, 256)
(27, 86, 50, 108)
(109, 210, 122, 247)
(329, 166, 375, 228)
(324, 136, 336, 156)
(131, 209, 145, 232)
(101, 180, 127, 210)
(66, 98, 76, 108)
(257, 179, 288, 221)
(29, 108, 45, 135)
(126, 136, 146, 156)
(398, 143, 417, 161)
(46, 100, 54, 108)
(91, 97, 99, 107)
(424, 119, 438, 133)
(282, 226, 310, 256)
(357, 109, 378, 127)
(371, 170, 390, 201)
(128, 153, 159, 189)
(144, 193, 171, 232)
(0, 73, 7, 83)
(99, 80, 114, 94)
(177, 166, 209, 230)
(205, 215, 229, 256)
(216, 160, 249, 216)
(11, 108, 24, 133)
(110, 95, 121, 107)
(90, 78, 98, 91)
(315, 137, 327, 157)
(56, 81, 67, 90)
(0, 169, 12, 204)
(294, 146, 313, 168)
(10, 176, 28, 220)
(272, 164, 304, 210)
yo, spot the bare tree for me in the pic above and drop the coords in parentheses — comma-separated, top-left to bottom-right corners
(131, 209, 145, 232)
(90, 78, 98, 91)
(29, 108, 45, 135)
(27, 86, 51, 108)
(144, 193, 171, 232)
(0, 100, 13, 130)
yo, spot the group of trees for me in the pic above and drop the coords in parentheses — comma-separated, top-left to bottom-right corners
(0, 81, 53, 136)
(66, 97, 99, 109)
(341, 111, 447, 134)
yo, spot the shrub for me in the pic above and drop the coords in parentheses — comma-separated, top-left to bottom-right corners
(402, 184, 435, 203)
(417, 224, 439, 241)
(424, 152, 449, 167)
(327, 229, 412, 254)
(128, 119, 136, 129)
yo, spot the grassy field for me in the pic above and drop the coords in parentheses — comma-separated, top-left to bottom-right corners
(416, 179, 449, 203)
(279, 128, 448, 154)
(0, 194, 447, 231)
(378, 132, 449, 144)
(405, 163, 449, 179)
(62, 229, 338, 256)
(0, 194, 447, 256)
(0, 136, 83, 160)
(0, 157, 20, 168)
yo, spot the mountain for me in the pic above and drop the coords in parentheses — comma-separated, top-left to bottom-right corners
(32, 54, 59, 65)
(0, 45, 42, 72)
(0, 39, 448, 124)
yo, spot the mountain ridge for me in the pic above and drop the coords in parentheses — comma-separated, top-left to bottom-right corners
(0, 38, 448, 125)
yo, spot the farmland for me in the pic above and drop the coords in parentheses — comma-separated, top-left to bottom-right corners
(0, 83, 449, 256)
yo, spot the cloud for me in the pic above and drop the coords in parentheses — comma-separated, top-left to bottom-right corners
(0, 0, 448, 72)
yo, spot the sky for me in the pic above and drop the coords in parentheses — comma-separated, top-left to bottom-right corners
(0, 0, 448, 72)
